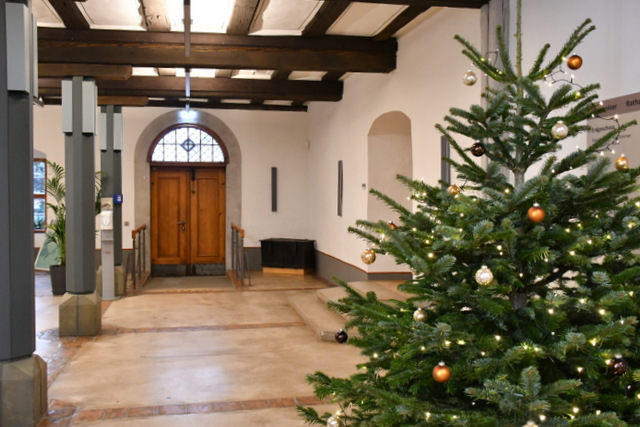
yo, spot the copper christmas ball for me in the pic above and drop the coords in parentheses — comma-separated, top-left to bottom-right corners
(447, 184, 461, 196)
(527, 203, 546, 223)
(615, 155, 630, 171)
(567, 54, 583, 70)
(413, 307, 427, 322)
(609, 355, 630, 375)
(335, 329, 348, 344)
(475, 265, 494, 286)
(432, 362, 451, 383)
(471, 142, 486, 157)
(463, 70, 477, 86)
(551, 121, 569, 140)
(388, 221, 398, 230)
(361, 248, 376, 264)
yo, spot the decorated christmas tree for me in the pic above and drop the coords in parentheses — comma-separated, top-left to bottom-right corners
(300, 3, 640, 426)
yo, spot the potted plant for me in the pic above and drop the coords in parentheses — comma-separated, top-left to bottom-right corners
(45, 161, 104, 295)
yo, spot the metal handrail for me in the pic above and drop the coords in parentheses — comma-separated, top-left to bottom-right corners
(231, 223, 250, 287)
(128, 224, 148, 291)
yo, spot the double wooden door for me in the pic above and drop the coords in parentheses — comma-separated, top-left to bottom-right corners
(151, 167, 225, 273)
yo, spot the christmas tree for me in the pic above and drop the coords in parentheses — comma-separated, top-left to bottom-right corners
(299, 3, 640, 426)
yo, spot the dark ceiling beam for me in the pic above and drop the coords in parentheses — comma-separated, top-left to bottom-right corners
(38, 63, 133, 80)
(138, 0, 172, 31)
(375, 5, 431, 40)
(270, 70, 292, 80)
(38, 76, 343, 102)
(38, 28, 397, 73)
(302, 2, 351, 37)
(226, 0, 261, 35)
(322, 71, 345, 81)
(48, 0, 90, 30)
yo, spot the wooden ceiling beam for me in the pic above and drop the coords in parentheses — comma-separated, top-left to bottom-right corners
(320, 0, 488, 6)
(226, 0, 261, 35)
(375, 5, 431, 40)
(138, 0, 172, 31)
(38, 76, 343, 102)
(48, 0, 90, 30)
(38, 28, 397, 74)
(38, 63, 133, 80)
(302, 2, 351, 37)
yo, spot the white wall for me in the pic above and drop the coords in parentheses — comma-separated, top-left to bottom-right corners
(307, 7, 483, 273)
(34, 105, 310, 251)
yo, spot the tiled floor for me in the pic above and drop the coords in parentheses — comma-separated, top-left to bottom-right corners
(35, 272, 362, 426)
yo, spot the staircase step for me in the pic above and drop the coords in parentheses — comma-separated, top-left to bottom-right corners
(317, 286, 348, 305)
(288, 293, 346, 342)
(348, 281, 408, 301)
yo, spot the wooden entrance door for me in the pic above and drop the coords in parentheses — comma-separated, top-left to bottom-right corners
(151, 167, 225, 274)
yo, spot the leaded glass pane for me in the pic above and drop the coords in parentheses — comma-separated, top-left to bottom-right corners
(34, 160, 46, 194)
(34, 199, 46, 230)
(150, 126, 225, 163)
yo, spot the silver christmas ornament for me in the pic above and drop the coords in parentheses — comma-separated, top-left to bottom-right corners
(413, 307, 427, 322)
(522, 422, 538, 427)
(551, 121, 569, 139)
(475, 265, 494, 286)
(463, 70, 478, 86)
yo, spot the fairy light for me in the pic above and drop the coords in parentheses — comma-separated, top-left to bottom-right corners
(495, 335, 501, 341)
(497, 245, 503, 250)
(445, 340, 452, 347)
(480, 351, 486, 356)
(599, 309, 606, 315)
(425, 412, 432, 420)
(420, 346, 426, 352)
(373, 353, 379, 359)
(577, 366, 584, 373)
(504, 189, 510, 194)
(569, 250, 576, 256)
(457, 340, 466, 345)
(596, 410, 601, 415)
(548, 309, 554, 314)
(428, 253, 434, 258)
(573, 407, 580, 414)
(590, 338, 597, 346)
(587, 239, 593, 244)
(539, 415, 547, 422)
(579, 298, 586, 304)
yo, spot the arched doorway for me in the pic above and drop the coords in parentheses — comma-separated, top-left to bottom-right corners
(149, 124, 228, 276)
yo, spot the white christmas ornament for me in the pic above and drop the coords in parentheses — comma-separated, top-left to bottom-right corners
(463, 70, 478, 86)
(551, 121, 569, 139)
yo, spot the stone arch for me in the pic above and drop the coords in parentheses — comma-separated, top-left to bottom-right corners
(133, 110, 241, 270)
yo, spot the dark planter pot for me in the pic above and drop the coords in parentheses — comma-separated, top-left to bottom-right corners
(50, 264, 66, 295)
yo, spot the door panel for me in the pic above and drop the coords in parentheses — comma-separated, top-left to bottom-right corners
(190, 169, 225, 264)
(151, 167, 225, 271)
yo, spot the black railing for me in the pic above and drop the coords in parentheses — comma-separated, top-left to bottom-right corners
(127, 224, 148, 292)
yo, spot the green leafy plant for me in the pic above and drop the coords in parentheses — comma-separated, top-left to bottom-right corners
(44, 160, 105, 265)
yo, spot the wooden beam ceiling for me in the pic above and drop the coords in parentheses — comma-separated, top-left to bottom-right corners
(48, 0, 89, 30)
(38, 28, 397, 74)
(138, 0, 171, 31)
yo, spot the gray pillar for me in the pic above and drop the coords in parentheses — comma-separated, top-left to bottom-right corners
(100, 105, 123, 265)
(64, 77, 97, 294)
(59, 76, 101, 336)
(0, 1, 48, 425)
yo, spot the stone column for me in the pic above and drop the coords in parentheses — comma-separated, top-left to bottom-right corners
(98, 106, 126, 295)
(0, 1, 48, 425)
(58, 76, 102, 336)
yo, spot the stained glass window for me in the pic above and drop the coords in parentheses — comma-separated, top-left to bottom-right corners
(151, 126, 225, 163)
(34, 159, 46, 231)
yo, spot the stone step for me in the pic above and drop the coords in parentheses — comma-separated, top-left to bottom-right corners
(348, 281, 409, 302)
(288, 293, 347, 343)
(317, 286, 348, 305)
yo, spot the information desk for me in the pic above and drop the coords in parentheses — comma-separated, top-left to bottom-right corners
(260, 238, 315, 274)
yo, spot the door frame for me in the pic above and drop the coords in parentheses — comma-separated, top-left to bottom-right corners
(133, 114, 241, 276)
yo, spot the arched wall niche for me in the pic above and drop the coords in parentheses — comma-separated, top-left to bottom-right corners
(133, 110, 242, 270)
(366, 111, 413, 272)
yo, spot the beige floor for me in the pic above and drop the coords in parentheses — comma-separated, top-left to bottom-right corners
(35, 272, 362, 426)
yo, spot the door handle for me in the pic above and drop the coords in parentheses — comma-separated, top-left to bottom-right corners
(178, 221, 186, 230)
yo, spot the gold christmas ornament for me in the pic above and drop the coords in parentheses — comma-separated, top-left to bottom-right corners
(463, 70, 477, 86)
(361, 248, 376, 264)
(326, 415, 342, 427)
(551, 121, 569, 139)
(413, 307, 427, 322)
(447, 184, 461, 195)
(432, 362, 451, 383)
(615, 155, 630, 171)
(527, 203, 546, 223)
(567, 54, 583, 70)
(475, 265, 494, 286)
